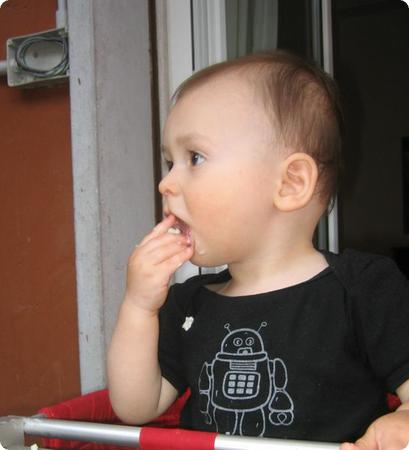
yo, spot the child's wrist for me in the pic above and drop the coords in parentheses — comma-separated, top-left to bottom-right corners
(122, 295, 160, 318)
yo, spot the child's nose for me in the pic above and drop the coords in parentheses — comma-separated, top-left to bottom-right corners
(158, 169, 179, 196)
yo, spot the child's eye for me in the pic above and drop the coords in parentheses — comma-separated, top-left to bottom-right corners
(190, 151, 205, 166)
(164, 159, 173, 171)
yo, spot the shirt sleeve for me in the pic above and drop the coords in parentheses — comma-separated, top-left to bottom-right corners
(351, 254, 409, 393)
(158, 284, 189, 395)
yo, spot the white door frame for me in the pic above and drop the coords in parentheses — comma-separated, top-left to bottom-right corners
(164, 0, 227, 95)
(68, 0, 155, 393)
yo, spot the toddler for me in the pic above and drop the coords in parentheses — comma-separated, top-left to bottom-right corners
(108, 51, 409, 447)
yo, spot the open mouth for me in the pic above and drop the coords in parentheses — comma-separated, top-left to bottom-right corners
(167, 216, 191, 239)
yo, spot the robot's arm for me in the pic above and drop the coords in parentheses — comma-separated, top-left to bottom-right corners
(269, 357, 288, 389)
(268, 358, 294, 426)
(198, 362, 212, 424)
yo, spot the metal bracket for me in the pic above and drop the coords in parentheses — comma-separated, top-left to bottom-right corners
(6, 28, 69, 88)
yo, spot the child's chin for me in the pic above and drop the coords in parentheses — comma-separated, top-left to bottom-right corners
(191, 251, 221, 269)
(190, 252, 206, 266)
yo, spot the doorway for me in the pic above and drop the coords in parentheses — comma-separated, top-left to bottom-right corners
(332, 0, 409, 275)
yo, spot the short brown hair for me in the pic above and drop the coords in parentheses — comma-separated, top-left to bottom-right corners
(172, 50, 343, 206)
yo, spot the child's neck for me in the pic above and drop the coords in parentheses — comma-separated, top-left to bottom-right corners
(219, 241, 328, 297)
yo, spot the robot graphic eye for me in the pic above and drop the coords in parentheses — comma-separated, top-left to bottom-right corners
(233, 337, 243, 347)
(245, 337, 255, 346)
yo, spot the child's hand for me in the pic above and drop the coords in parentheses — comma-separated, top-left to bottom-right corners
(125, 214, 193, 314)
(341, 404, 409, 450)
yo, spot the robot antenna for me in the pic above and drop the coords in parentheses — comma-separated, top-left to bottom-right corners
(258, 321, 267, 332)
(224, 323, 231, 333)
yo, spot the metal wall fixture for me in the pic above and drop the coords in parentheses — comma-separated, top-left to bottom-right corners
(6, 27, 69, 88)
(0, 0, 69, 87)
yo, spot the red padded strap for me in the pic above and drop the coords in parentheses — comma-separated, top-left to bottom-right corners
(387, 393, 401, 411)
(39, 389, 118, 423)
(139, 427, 217, 450)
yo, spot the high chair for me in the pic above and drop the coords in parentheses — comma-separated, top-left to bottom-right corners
(0, 389, 400, 450)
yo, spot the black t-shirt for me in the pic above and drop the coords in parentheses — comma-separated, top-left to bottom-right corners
(158, 250, 409, 442)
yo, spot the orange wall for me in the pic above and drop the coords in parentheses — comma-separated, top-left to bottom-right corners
(0, 0, 80, 415)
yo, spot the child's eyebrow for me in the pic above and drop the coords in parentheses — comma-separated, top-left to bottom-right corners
(175, 132, 212, 147)
(161, 133, 213, 157)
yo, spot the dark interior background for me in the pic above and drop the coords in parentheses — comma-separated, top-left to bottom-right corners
(276, 0, 409, 276)
(333, 0, 409, 277)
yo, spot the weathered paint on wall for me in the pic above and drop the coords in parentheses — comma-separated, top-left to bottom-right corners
(0, 0, 80, 415)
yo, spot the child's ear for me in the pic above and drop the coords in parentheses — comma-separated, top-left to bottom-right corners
(273, 152, 319, 212)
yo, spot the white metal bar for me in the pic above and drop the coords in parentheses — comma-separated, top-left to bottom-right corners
(215, 434, 339, 450)
(321, 0, 339, 254)
(321, 0, 334, 75)
(17, 417, 340, 450)
(327, 198, 339, 254)
(23, 418, 140, 447)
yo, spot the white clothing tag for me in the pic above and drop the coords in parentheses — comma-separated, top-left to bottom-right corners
(182, 316, 194, 331)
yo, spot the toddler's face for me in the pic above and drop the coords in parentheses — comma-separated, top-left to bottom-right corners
(160, 75, 282, 267)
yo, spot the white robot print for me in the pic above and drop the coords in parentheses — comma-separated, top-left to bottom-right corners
(198, 323, 294, 436)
